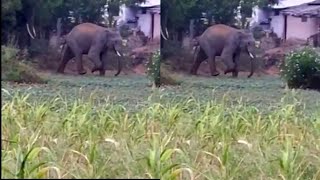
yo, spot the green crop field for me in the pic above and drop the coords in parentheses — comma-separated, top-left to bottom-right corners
(2, 74, 320, 179)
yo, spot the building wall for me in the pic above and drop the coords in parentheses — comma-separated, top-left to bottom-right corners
(117, 5, 137, 27)
(270, 15, 285, 38)
(251, 6, 270, 24)
(286, 16, 318, 40)
(153, 13, 161, 39)
(137, 13, 152, 38)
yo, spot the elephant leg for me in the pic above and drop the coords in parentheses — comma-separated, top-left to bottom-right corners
(208, 55, 219, 76)
(99, 52, 106, 76)
(200, 42, 219, 76)
(88, 50, 103, 74)
(57, 46, 74, 73)
(74, 53, 86, 75)
(221, 50, 235, 75)
(67, 42, 86, 75)
(232, 53, 240, 77)
(190, 48, 207, 75)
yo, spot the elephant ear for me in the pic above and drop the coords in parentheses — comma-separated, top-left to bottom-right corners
(105, 29, 123, 46)
(104, 30, 115, 46)
(221, 31, 242, 57)
(239, 30, 256, 47)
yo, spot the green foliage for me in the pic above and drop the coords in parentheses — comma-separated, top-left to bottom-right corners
(1, 76, 320, 179)
(280, 47, 320, 90)
(146, 50, 161, 87)
(1, 46, 48, 84)
(118, 24, 132, 38)
(28, 39, 49, 57)
(1, 0, 22, 40)
(160, 64, 182, 86)
(161, 0, 278, 42)
(161, 40, 183, 60)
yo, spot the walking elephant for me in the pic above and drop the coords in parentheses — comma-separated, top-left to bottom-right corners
(190, 24, 256, 78)
(56, 23, 124, 76)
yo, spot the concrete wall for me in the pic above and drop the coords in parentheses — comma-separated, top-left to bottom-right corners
(137, 13, 152, 38)
(286, 16, 318, 40)
(153, 13, 161, 39)
(251, 6, 270, 24)
(270, 15, 285, 39)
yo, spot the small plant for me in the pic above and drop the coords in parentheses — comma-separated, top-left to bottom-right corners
(160, 64, 181, 86)
(147, 50, 161, 87)
(280, 47, 320, 90)
(1, 46, 48, 84)
(161, 40, 183, 60)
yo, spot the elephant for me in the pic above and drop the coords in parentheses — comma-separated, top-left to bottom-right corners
(56, 23, 125, 76)
(190, 24, 256, 78)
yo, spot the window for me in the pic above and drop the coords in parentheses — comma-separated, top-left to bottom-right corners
(274, 10, 280, 16)
(301, 16, 307, 22)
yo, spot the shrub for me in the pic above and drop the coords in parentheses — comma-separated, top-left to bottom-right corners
(28, 39, 49, 57)
(161, 40, 183, 60)
(280, 47, 320, 90)
(147, 50, 161, 87)
(1, 46, 48, 84)
(160, 63, 181, 86)
(146, 50, 181, 87)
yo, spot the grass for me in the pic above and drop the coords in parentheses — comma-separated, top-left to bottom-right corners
(1, 46, 48, 84)
(2, 73, 320, 179)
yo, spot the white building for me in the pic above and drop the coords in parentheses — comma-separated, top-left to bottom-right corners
(250, 0, 320, 41)
(117, 0, 161, 40)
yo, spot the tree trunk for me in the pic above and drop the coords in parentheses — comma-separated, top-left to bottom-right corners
(57, 18, 62, 37)
(108, 14, 113, 28)
(241, 16, 247, 29)
(177, 28, 183, 43)
(189, 19, 195, 39)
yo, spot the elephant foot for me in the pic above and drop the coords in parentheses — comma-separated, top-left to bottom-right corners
(78, 70, 87, 75)
(224, 69, 234, 75)
(91, 66, 102, 74)
(57, 69, 64, 74)
(211, 72, 220, 76)
(56, 67, 65, 74)
(232, 71, 238, 78)
(190, 70, 197, 75)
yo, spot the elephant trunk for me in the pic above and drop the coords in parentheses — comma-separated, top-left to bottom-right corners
(247, 48, 255, 78)
(113, 47, 122, 76)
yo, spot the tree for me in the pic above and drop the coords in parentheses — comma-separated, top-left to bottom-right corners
(161, 0, 280, 42)
(105, 0, 146, 28)
(1, 0, 22, 43)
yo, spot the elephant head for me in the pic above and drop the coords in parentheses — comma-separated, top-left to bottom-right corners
(106, 30, 125, 56)
(236, 30, 256, 78)
(104, 30, 127, 76)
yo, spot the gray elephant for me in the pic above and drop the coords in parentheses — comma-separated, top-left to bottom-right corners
(56, 23, 124, 76)
(190, 24, 256, 78)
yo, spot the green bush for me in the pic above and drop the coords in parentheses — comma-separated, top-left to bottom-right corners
(146, 50, 181, 87)
(160, 63, 181, 86)
(119, 24, 132, 38)
(280, 47, 320, 90)
(161, 40, 182, 60)
(146, 50, 161, 87)
(28, 39, 49, 57)
(1, 46, 48, 84)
